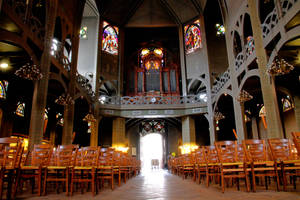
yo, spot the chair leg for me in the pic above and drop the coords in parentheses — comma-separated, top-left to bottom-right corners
(221, 172, 225, 193)
(70, 168, 74, 196)
(252, 171, 256, 192)
(92, 168, 95, 196)
(38, 168, 42, 196)
(66, 168, 69, 196)
(43, 168, 48, 196)
(0, 168, 4, 200)
(12, 168, 21, 199)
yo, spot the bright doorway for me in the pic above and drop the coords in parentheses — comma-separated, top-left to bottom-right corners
(140, 133, 163, 171)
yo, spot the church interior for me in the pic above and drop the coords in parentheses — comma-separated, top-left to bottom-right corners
(0, 0, 300, 199)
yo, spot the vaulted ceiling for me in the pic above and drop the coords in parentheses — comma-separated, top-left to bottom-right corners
(95, 0, 207, 26)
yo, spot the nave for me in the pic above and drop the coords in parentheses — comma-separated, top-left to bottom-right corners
(23, 170, 300, 200)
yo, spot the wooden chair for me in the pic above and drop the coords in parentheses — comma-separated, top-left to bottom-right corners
(70, 146, 99, 196)
(204, 145, 220, 187)
(43, 144, 78, 196)
(291, 132, 300, 156)
(215, 141, 250, 193)
(243, 139, 280, 192)
(14, 144, 53, 197)
(0, 137, 23, 199)
(181, 154, 194, 179)
(119, 153, 131, 183)
(194, 147, 207, 184)
(268, 138, 300, 191)
(96, 148, 114, 191)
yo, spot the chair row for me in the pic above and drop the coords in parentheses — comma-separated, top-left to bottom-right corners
(0, 138, 141, 199)
(169, 133, 300, 193)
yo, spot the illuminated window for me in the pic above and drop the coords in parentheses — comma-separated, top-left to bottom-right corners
(80, 26, 88, 39)
(44, 108, 48, 120)
(56, 113, 64, 126)
(184, 19, 202, 54)
(102, 21, 119, 55)
(282, 97, 293, 112)
(259, 106, 266, 117)
(216, 24, 225, 35)
(16, 102, 25, 117)
(0, 80, 8, 99)
(50, 38, 59, 56)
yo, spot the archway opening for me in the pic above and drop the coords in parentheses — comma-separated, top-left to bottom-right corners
(140, 133, 163, 172)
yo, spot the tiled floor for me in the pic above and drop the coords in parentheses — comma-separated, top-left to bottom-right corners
(21, 170, 300, 200)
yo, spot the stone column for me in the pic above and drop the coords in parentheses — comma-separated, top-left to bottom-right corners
(90, 116, 102, 147)
(248, 0, 284, 138)
(294, 95, 300, 131)
(28, 0, 58, 150)
(112, 117, 126, 147)
(178, 25, 187, 96)
(61, 0, 85, 145)
(251, 117, 259, 139)
(61, 103, 75, 144)
(181, 116, 196, 145)
(117, 28, 124, 96)
(224, 20, 247, 141)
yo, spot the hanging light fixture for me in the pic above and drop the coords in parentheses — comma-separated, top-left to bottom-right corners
(214, 111, 225, 121)
(15, 62, 43, 81)
(55, 93, 74, 106)
(83, 113, 96, 122)
(236, 90, 253, 102)
(267, 56, 294, 76)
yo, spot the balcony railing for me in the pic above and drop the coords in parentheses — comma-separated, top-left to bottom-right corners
(98, 95, 207, 106)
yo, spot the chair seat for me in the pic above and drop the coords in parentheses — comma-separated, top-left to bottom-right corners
(21, 166, 40, 170)
(73, 166, 94, 170)
(47, 166, 68, 170)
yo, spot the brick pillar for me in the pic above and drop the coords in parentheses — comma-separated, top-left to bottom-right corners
(233, 101, 246, 141)
(248, 0, 283, 138)
(28, 0, 58, 150)
(294, 95, 300, 131)
(112, 117, 126, 147)
(61, 104, 75, 145)
(181, 116, 196, 145)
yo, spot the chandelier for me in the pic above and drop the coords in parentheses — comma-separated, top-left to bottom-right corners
(267, 57, 294, 76)
(214, 111, 225, 121)
(236, 90, 253, 102)
(83, 113, 96, 122)
(15, 63, 43, 81)
(55, 93, 74, 106)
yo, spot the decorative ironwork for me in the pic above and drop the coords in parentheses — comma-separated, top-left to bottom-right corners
(55, 93, 74, 106)
(214, 111, 225, 121)
(236, 90, 253, 103)
(211, 68, 230, 95)
(98, 95, 207, 105)
(15, 62, 43, 80)
(267, 56, 294, 76)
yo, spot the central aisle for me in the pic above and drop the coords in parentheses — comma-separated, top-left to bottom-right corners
(27, 170, 300, 200)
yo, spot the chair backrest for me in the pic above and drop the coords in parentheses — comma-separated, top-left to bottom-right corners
(75, 146, 99, 167)
(243, 139, 268, 162)
(56, 144, 79, 166)
(204, 145, 219, 164)
(268, 138, 294, 161)
(30, 144, 53, 167)
(291, 132, 300, 156)
(97, 148, 113, 166)
(0, 137, 23, 168)
(215, 140, 240, 163)
(195, 147, 206, 165)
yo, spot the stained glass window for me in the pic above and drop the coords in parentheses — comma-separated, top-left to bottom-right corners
(80, 26, 88, 39)
(0, 80, 8, 99)
(16, 102, 25, 117)
(216, 24, 225, 35)
(44, 108, 48, 120)
(184, 19, 202, 54)
(259, 106, 266, 117)
(102, 21, 119, 55)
